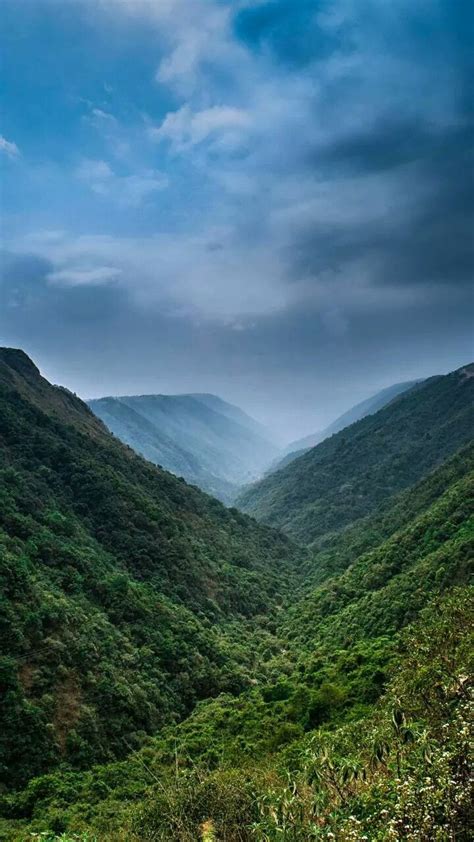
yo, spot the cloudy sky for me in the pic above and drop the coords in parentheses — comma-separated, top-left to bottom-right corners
(1, 0, 472, 440)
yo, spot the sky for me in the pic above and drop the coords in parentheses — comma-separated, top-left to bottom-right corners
(1, 0, 473, 441)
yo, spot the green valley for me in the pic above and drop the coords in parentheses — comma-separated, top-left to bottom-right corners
(0, 350, 472, 841)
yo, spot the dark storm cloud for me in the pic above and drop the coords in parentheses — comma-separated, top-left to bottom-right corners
(291, 121, 473, 293)
(312, 118, 440, 175)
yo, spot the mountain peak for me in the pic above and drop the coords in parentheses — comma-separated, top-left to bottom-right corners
(0, 347, 40, 378)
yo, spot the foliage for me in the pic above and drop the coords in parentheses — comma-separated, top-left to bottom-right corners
(252, 589, 473, 841)
(2, 590, 470, 841)
(0, 349, 472, 840)
(0, 349, 301, 788)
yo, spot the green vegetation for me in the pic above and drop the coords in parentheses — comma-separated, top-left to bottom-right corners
(0, 349, 300, 789)
(237, 365, 474, 544)
(0, 349, 472, 840)
(1, 590, 471, 840)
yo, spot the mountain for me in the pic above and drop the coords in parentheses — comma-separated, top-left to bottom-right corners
(237, 364, 474, 543)
(288, 379, 419, 452)
(2, 419, 472, 839)
(0, 348, 300, 790)
(0, 349, 472, 841)
(271, 379, 419, 473)
(88, 392, 278, 503)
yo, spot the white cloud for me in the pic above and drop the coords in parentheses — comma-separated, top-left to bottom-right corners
(91, 108, 117, 123)
(117, 171, 169, 205)
(0, 135, 20, 158)
(76, 158, 114, 183)
(150, 104, 251, 151)
(94, 0, 245, 97)
(75, 158, 168, 205)
(48, 265, 121, 286)
(19, 227, 290, 322)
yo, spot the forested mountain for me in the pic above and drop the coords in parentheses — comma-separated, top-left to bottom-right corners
(0, 349, 472, 841)
(237, 364, 474, 544)
(287, 379, 418, 455)
(1, 374, 471, 839)
(88, 392, 277, 503)
(270, 379, 419, 474)
(0, 348, 300, 790)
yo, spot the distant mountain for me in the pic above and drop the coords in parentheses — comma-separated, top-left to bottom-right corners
(237, 364, 474, 544)
(88, 392, 278, 503)
(274, 380, 419, 472)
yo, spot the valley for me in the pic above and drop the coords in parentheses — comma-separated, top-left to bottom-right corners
(0, 348, 472, 840)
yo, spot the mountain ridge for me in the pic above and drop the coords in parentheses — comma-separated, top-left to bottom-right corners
(237, 363, 474, 544)
(267, 379, 421, 475)
(89, 391, 278, 502)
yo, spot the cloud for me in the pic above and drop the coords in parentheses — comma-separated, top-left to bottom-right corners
(2, 0, 473, 435)
(47, 266, 121, 286)
(0, 135, 20, 158)
(13, 226, 289, 323)
(90, 108, 117, 123)
(154, 4, 239, 95)
(75, 158, 168, 205)
(76, 158, 114, 183)
(150, 104, 251, 151)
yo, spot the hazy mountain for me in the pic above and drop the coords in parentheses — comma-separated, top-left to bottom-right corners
(88, 392, 278, 503)
(237, 364, 474, 544)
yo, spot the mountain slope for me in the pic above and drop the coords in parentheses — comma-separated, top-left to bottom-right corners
(298, 442, 474, 589)
(0, 348, 300, 789)
(85, 396, 237, 502)
(288, 379, 418, 453)
(270, 380, 419, 474)
(284, 448, 473, 650)
(88, 392, 277, 502)
(2, 439, 472, 840)
(237, 364, 474, 543)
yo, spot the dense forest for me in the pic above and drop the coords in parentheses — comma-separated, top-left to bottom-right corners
(0, 349, 301, 789)
(0, 349, 472, 840)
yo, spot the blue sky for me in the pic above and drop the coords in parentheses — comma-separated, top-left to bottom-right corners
(1, 0, 473, 438)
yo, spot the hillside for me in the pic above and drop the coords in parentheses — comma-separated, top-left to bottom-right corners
(288, 379, 418, 453)
(88, 392, 277, 503)
(237, 364, 474, 544)
(1, 426, 472, 839)
(0, 348, 301, 789)
(269, 379, 419, 474)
